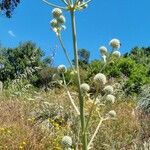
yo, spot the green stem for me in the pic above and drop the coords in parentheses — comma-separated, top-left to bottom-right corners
(57, 35, 74, 69)
(70, 10, 87, 150)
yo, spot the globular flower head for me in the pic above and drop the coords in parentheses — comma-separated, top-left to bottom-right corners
(99, 46, 107, 55)
(61, 136, 72, 148)
(57, 15, 66, 24)
(107, 110, 117, 118)
(50, 19, 58, 28)
(109, 38, 121, 49)
(52, 8, 62, 18)
(103, 85, 114, 94)
(112, 51, 121, 58)
(106, 94, 115, 103)
(80, 83, 90, 93)
(93, 73, 107, 85)
(57, 65, 67, 73)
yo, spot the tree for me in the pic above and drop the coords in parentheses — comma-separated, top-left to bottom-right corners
(0, 0, 20, 18)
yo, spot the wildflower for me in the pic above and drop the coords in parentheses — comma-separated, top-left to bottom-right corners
(103, 85, 113, 94)
(109, 38, 121, 49)
(80, 83, 90, 93)
(93, 73, 107, 85)
(61, 136, 72, 148)
(106, 94, 115, 103)
(50, 19, 58, 28)
(112, 51, 121, 58)
(99, 46, 107, 55)
(52, 8, 62, 18)
(57, 15, 66, 24)
(57, 65, 67, 73)
(107, 110, 117, 118)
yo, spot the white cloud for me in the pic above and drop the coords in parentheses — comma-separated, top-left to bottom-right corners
(8, 30, 16, 37)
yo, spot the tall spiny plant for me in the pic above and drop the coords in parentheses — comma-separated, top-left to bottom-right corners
(43, 0, 121, 149)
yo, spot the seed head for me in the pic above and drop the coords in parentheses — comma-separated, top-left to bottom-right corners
(57, 65, 67, 73)
(112, 51, 121, 58)
(93, 73, 107, 85)
(103, 85, 114, 94)
(109, 39, 121, 49)
(99, 46, 107, 55)
(52, 8, 62, 18)
(106, 94, 115, 103)
(61, 136, 72, 148)
(80, 83, 90, 93)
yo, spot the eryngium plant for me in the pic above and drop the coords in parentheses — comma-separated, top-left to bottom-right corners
(43, 0, 121, 149)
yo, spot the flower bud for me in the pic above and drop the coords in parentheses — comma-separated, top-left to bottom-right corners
(107, 110, 117, 118)
(50, 19, 58, 28)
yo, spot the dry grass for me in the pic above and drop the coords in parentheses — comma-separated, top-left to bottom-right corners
(0, 90, 149, 150)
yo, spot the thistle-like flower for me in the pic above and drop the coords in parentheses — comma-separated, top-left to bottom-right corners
(109, 39, 121, 49)
(94, 73, 107, 85)
(57, 15, 66, 24)
(61, 136, 72, 148)
(99, 46, 107, 55)
(105, 94, 115, 103)
(80, 83, 90, 93)
(112, 51, 121, 58)
(52, 8, 62, 18)
(103, 85, 114, 94)
(107, 110, 117, 118)
(57, 65, 67, 73)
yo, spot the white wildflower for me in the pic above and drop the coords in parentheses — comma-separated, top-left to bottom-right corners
(103, 85, 114, 94)
(109, 39, 121, 49)
(107, 110, 117, 118)
(52, 8, 62, 18)
(50, 19, 58, 28)
(80, 83, 90, 93)
(99, 46, 107, 55)
(57, 65, 67, 73)
(93, 73, 107, 85)
(57, 15, 66, 24)
(106, 94, 115, 103)
(61, 136, 72, 148)
(112, 51, 121, 58)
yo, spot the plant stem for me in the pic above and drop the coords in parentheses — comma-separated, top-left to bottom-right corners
(87, 118, 103, 149)
(57, 35, 74, 69)
(62, 73, 80, 115)
(70, 10, 87, 150)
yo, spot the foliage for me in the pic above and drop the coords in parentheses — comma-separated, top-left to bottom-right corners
(0, 0, 20, 18)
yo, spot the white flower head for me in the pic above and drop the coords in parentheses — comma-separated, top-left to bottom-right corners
(103, 85, 114, 94)
(109, 38, 121, 49)
(107, 110, 117, 118)
(93, 73, 107, 85)
(80, 83, 90, 93)
(99, 46, 107, 55)
(61, 136, 72, 148)
(112, 51, 121, 58)
(50, 19, 58, 28)
(52, 8, 62, 18)
(57, 65, 67, 73)
(106, 94, 115, 103)
(57, 15, 66, 24)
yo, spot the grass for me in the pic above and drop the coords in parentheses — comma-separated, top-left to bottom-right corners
(1, 88, 149, 150)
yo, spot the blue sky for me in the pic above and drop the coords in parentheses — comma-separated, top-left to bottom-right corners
(0, 0, 150, 66)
